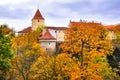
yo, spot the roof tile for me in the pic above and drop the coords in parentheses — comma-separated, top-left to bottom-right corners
(18, 27, 32, 33)
(47, 26, 68, 30)
(105, 25, 115, 31)
(39, 29, 56, 40)
(32, 9, 44, 20)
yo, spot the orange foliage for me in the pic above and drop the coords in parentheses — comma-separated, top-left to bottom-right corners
(0, 25, 15, 38)
(30, 53, 116, 80)
(113, 24, 120, 38)
(8, 31, 45, 80)
(60, 22, 114, 79)
(61, 22, 112, 56)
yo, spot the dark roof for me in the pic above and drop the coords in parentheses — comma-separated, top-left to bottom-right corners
(32, 9, 44, 20)
(18, 27, 32, 33)
(39, 29, 56, 40)
(47, 26, 68, 30)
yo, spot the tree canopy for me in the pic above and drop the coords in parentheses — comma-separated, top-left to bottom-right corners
(0, 28, 13, 80)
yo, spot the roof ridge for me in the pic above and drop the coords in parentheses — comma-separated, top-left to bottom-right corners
(32, 9, 44, 20)
(18, 27, 32, 33)
(39, 29, 56, 40)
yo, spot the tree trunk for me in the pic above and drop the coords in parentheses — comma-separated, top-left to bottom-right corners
(81, 41, 84, 66)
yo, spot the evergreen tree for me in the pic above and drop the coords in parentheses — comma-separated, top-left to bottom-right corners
(0, 29, 13, 80)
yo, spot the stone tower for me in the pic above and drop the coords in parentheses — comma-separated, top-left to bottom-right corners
(32, 9, 45, 31)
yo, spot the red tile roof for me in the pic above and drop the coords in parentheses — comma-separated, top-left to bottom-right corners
(32, 9, 44, 20)
(69, 21, 100, 26)
(18, 26, 68, 33)
(39, 29, 56, 40)
(18, 27, 32, 33)
(105, 25, 115, 31)
(47, 26, 68, 30)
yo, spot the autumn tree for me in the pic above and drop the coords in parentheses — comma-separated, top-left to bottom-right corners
(28, 22, 118, 80)
(30, 53, 81, 80)
(61, 22, 111, 62)
(7, 31, 45, 80)
(0, 29, 13, 80)
(0, 24, 15, 38)
(60, 22, 117, 79)
(108, 24, 120, 76)
(112, 24, 120, 47)
(30, 53, 118, 80)
(113, 24, 120, 39)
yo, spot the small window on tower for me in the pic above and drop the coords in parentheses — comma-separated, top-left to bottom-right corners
(49, 43, 50, 45)
(38, 20, 39, 22)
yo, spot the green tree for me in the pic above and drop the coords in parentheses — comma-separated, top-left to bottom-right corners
(107, 47, 120, 76)
(37, 26, 44, 33)
(0, 29, 13, 80)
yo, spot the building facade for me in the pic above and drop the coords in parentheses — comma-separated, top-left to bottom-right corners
(18, 9, 116, 54)
(18, 9, 67, 54)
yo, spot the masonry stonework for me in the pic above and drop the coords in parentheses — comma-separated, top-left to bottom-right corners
(32, 19, 45, 31)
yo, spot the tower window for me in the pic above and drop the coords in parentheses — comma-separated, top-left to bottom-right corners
(49, 43, 50, 45)
(38, 20, 39, 22)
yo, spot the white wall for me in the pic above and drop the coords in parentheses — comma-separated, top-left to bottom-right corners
(106, 31, 117, 40)
(56, 30, 65, 41)
(40, 41, 56, 54)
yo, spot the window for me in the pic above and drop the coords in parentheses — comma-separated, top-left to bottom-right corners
(49, 43, 50, 45)
(38, 20, 39, 22)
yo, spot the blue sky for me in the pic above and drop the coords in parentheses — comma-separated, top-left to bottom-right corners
(0, 0, 120, 31)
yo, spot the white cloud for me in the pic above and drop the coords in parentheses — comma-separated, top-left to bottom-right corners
(0, 0, 120, 31)
(0, 0, 29, 5)
(0, 18, 31, 31)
